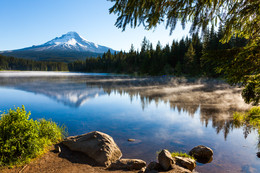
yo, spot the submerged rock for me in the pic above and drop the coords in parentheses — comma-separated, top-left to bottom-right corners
(189, 145, 213, 163)
(174, 156, 196, 171)
(62, 131, 122, 167)
(109, 159, 146, 170)
(158, 149, 175, 171)
(128, 139, 136, 142)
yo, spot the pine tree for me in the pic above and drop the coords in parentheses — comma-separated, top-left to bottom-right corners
(109, 0, 260, 105)
(184, 43, 196, 74)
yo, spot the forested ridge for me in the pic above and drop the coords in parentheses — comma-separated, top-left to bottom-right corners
(0, 26, 246, 77)
(69, 26, 247, 77)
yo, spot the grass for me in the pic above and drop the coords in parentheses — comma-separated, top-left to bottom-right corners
(0, 106, 67, 167)
(156, 150, 195, 160)
(233, 106, 260, 131)
(171, 151, 195, 160)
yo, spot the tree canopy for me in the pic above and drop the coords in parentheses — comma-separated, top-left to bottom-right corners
(109, 0, 260, 105)
(109, 0, 259, 43)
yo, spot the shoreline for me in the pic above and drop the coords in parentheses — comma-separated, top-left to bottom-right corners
(0, 144, 139, 173)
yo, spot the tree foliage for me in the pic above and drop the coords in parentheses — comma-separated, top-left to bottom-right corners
(109, 0, 260, 105)
(109, 0, 259, 42)
(0, 54, 68, 71)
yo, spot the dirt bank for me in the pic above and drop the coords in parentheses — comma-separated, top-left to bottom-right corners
(1, 144, 138, 173)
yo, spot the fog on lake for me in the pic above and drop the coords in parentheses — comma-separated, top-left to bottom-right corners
(0, 71, 258, 173)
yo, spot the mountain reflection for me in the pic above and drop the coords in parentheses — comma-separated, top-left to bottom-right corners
(0, 76, 105, 108)
(0, 75, 255, 141)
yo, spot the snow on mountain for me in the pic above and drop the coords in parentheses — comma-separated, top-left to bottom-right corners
(31, 31, 115, 53)
(1, 31, 116, 54)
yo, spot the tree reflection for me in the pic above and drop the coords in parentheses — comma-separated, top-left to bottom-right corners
(84, 76, 255, 143)
(0, 75, 255, 143)
(100, 83, 259, 152)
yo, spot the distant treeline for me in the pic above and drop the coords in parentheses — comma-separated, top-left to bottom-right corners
(0, 55, 68, 71)
(69, 25, 247, 77)
(1, 50, 102, 63)
(0, 25, 246, 77)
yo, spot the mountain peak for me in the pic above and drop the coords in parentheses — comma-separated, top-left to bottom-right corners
(42, 32, 114, 53)
(66, 31, 79, 35)
(0, 32, 116, 61)
(63, 31, 81, 39)
(44, 31, 88, 46)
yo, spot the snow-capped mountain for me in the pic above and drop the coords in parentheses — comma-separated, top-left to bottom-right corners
(38, 31, 114, 53)
(0, 32, 116, 62)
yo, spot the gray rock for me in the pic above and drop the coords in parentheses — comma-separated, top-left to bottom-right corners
(174, 156, 196, 171)
(62, 131, 122, 167)
(189, 145, 213, 163)
(158, 149, 175, 171)
(109, 159, 146, 170)
(146, 161, 161, 171)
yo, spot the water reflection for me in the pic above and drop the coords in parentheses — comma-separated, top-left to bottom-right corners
(84, 76, 254, 140)
(0, 76, 105, 107)
(0, 75, 253, 138)
(0, 73, 259, 172)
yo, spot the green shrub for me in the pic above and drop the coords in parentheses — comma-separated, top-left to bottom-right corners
(38, 119, 67, 145)
(0, 106, 66, 166)
(171, 151, 195, 160)
(233, 106, 260, 130)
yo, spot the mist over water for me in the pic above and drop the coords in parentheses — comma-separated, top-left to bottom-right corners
(0, 72, 258, 173)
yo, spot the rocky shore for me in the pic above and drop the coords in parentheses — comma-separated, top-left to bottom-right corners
(61, 131, 213, 173)
(2, 131, 213, 173)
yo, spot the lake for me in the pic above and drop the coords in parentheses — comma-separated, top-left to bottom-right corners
(0, 71, 259, 173)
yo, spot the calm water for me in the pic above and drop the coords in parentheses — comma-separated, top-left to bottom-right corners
(0, 71, 259, 173)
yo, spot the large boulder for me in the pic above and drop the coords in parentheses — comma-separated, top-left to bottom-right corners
(189, 145, 213, 163)
(158, 149, 175, 171)
(109, 159, 146, 170)
(62, 131, 122, 167)
(174, 156, 196, 171)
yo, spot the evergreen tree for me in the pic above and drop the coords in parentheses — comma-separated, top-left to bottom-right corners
(184, 43, 196, 74)
(109, 0, 260, 105)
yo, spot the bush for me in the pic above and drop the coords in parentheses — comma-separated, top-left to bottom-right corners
(171, 151, 195, 160)
(38, 119, 67, 145)
(233, 106, 260, 130)
(0, 106, 66, 166)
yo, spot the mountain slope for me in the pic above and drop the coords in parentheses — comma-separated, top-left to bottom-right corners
(0, 32, 116, 62)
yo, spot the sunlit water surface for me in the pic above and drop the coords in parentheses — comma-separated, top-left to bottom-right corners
(0, 71, 259, 173)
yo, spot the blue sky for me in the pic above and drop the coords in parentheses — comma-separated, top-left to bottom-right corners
(0, 0, 190, 52)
